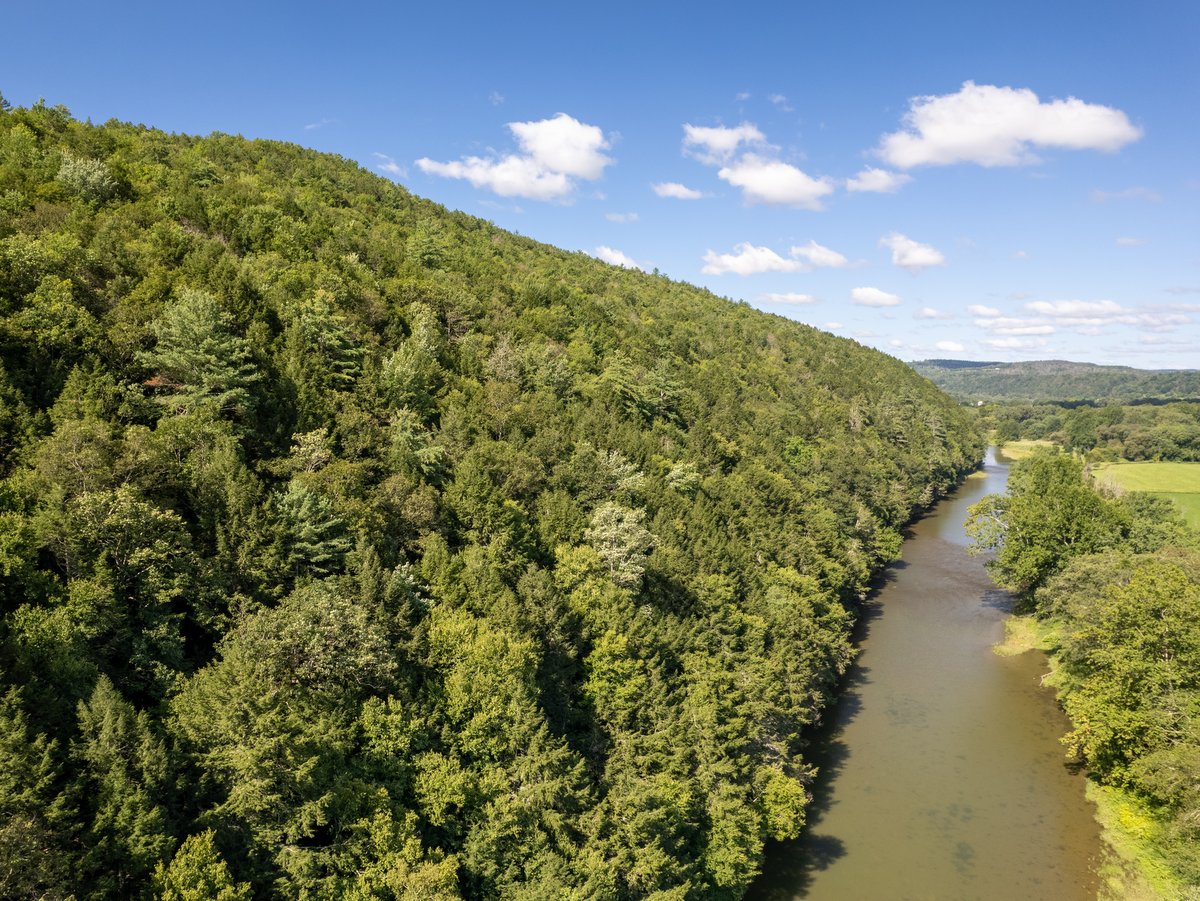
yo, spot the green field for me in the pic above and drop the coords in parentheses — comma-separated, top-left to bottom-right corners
(1092, 462, 1200, 529)
(995, 439, 1059, 462)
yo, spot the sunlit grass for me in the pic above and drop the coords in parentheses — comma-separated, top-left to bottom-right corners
(994, 439, 1058, 462)
(1092, 462, 1200, 529)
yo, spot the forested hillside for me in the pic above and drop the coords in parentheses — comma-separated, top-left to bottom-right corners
(913, 359, 1200, 404)
(0, 100, 982, 899)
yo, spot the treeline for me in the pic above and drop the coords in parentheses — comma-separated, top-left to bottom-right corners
(912, 359, 1200, 404)
(967, 453, 1200, 890)
(0, 99, 983, 899)
(980, 401, 1200, 461)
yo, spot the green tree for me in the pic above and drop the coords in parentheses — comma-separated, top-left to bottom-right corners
(138, 288, 259, 418)
(966, 453, 1124, 596)
(584, 502, 654, 590)
(152, 830, 251, 901)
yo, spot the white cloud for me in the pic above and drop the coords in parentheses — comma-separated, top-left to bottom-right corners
(305, 117, 336, 131)
(769, 93, 794, 111)
(877, 82, 1142, 168)
(417, 154, 572, 200)
(846, 167, 912, 193)
(984, 336, 1049, 350)
(702, 240, 852, 275)
(683, 122, 766, 163)
(1025, 299, 1123, 317)
(416, 113, 611, 201)
(761, 292, 818, 305)
(852, 287, 901, 307)
(509, 113, 612, 178)
(652, 181, 704, 200)
(880, 233, 946, 273)
(701, 243, 804, 275)
(969, 304, 1001, 316)
(1091, 186, 1162, 203)
(1013, 250, 1030, 259)
(1116, 236, 1146, 246)
(718, 154, 834, 209)
(974, 316, 1056, 336)
(489, 91, 505, 106)
(936, 340, 965, 353)
(962, 298, 1195, 340)
(373, 153, 406, 177)
(594, 246, 644, 270)
(917, 307, 953, 319)
(606, 212, 639, 223)
(824, 321, 843, 329)
(790, 240, 850, 268)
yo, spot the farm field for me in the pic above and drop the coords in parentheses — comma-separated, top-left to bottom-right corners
(1092, 461, 1200, 529)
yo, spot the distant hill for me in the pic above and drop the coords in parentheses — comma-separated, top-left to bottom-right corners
(912, 359, 1200, 403)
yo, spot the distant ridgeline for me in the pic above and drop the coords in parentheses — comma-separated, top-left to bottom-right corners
(0, 100, 982, 899)
(913, 358, 1200, 404)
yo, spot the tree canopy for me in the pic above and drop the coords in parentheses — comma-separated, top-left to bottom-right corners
(0, 100, 982, 898)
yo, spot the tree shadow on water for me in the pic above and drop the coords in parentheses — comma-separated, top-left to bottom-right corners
(746, 556, 913, 898)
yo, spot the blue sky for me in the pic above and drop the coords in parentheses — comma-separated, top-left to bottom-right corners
(4, 0, 1198, 366)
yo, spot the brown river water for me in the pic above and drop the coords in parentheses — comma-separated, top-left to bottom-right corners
(750, 449, 1104, 900)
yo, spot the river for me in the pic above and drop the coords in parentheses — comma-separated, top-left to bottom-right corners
(750, 449, 1104, 900)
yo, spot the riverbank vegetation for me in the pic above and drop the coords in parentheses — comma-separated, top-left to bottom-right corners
(0, 100, 983, 898)
(969, 452, 1200, 896)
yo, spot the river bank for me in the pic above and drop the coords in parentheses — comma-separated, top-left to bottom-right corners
(995, 616, 1181, 901)
(750, 451, 1103, 899)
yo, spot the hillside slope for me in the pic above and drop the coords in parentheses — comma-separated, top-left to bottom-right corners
(0, 101, 981, 899)
(913, 359, 1200, 403)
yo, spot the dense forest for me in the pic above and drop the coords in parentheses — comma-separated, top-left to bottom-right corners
(980, 400, 1200, 461)
(913, 359, 1200, 404)
(0, 99, 983, 898)
(967, 452, 1200, 892)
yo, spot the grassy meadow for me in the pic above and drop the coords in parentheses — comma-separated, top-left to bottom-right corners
(1092, 461, 1200, 530)
(995, 439, 1059, 462)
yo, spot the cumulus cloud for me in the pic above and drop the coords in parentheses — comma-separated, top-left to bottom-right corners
(509, 113, 612, 178)
(974, 316, 1057, 336)
(761, 292, 818, 305)
(877, 82, 1141, 168)
(917, 307, 953, 319)
(702, 240, 851, 275)
(967, 298, 1194, 340)
(790, 240, 850, 268)
(683, 122, 766, 163)
(984, 336, 1049, 350)
(701, 243, 804, 275)
(373, 153, 406, 177)
(769, 93, 794, 111)
(880, 233, 946, 273)
(846, 167, 912, 193)
(417, 113, 611, 201)
(606, 212, 639, 223)
(936, 340, 965, 353)
(1025, 299, 1123, 317)
(417, 155, 572, 200)
(718, 154, 834, 209)
(968, 304, 1001, 316)
(652, 181, 704, 199)
(594, 246, 644, 270)
(851, 287, 901, 307)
